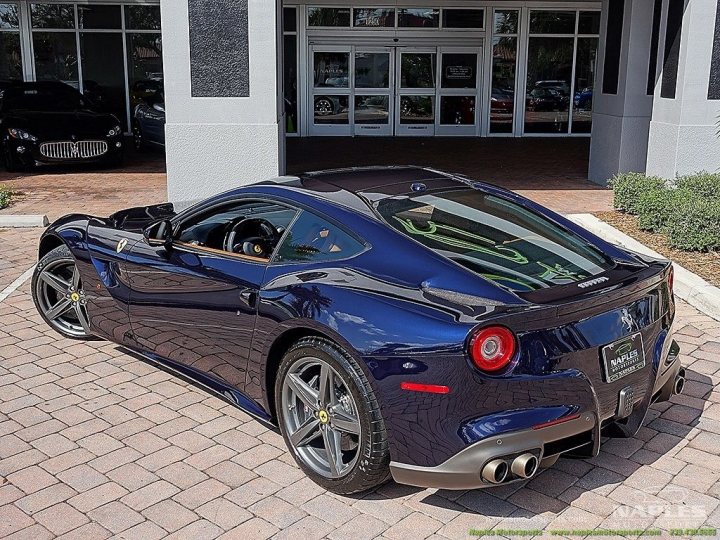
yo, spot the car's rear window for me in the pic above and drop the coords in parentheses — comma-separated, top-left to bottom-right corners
(375, 189, 614, 292)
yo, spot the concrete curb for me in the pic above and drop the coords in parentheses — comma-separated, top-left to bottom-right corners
(568, 213, 720, 322)
(0, 215, 49, 228)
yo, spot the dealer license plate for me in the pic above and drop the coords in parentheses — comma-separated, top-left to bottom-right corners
(602, 332, 646, 383)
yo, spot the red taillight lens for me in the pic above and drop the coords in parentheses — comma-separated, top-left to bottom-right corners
(469, 326, 516, 373)
(668, 266, 674, 297)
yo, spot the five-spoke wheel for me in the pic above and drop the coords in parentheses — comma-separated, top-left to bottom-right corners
(32, 245, 92, 339)
(281, 357, 362, 479)
(276, 337, 390, 494)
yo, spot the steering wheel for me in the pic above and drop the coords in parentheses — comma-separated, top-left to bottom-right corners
(223, 217, 280, 258)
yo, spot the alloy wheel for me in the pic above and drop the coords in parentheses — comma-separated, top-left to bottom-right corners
(35, 259, 90, 338)
(315, 98, 333, 116)
(281, 357, 362, 479)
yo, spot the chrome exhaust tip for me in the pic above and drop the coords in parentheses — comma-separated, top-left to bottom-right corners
(482, 459, 509, 484)
(674, 368, 686, 395)
(511, 453, 539, 479)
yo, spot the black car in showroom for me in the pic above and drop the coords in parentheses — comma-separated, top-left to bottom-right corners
(0, 81, 124, 171)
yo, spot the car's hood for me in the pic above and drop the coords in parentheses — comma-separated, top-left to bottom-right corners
(108, 203, 176, 233)
(2, 110, 119, 139)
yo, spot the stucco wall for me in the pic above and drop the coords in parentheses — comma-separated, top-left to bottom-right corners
(161, 0, 281, 206)
(646, 0, 720, 177)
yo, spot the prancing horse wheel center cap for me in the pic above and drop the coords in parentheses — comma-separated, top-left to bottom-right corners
(70, 292, 80, 303)
(318, 410, 329, 424)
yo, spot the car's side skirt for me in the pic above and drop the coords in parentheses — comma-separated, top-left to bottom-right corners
(118, 345, 276, 429)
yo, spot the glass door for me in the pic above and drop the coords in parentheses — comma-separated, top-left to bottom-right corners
(396, 48, 436, 136)
(309, 45, 351, 136)
(353, 47, 392, 136)
(436, 47, 481, 136)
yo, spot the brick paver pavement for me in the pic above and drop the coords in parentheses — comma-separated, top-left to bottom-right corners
(1, 224, 719, 539)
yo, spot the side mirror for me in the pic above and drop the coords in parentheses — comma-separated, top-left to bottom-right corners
(153, 102, 165, 113)
(143, 219, 173, 248)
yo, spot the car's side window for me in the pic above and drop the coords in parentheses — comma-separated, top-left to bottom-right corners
(175, 200, 298, 261)
(274, 211, 365, 263)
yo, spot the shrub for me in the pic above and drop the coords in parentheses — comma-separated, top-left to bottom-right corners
(675, 172, 720, 198)
(635, 187, 693, 233)
(665, 197, 720, 251)
(609, 173, 665, 214)
(0, 185, 13, 210)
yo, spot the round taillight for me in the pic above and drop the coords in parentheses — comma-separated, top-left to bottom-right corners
(470, 326, 516, 373)
(668, 266, 674, 297)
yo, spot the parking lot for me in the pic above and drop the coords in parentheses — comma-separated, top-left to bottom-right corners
(0, 160, 718, 539)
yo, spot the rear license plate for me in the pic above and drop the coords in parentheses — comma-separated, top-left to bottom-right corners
(602, 332, 646, 383)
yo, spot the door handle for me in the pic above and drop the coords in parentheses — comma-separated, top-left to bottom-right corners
(239, 289, 257, 307)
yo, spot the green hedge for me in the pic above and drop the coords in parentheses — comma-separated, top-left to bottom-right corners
(611, 172, 720, 252)
(0, 185, 13, 210)
(666, 198, 720, 251)
(609, 173, 666, 214)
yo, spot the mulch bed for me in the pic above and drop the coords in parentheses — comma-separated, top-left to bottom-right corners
(595, 211, 720, 289)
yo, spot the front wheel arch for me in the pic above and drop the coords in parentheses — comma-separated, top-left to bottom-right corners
(38, 234, 65, 261)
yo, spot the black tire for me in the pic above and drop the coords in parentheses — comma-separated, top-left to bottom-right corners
(275, 337, 391, 495)
(32, 244, 94, 341)
(3, 145, 21, 173)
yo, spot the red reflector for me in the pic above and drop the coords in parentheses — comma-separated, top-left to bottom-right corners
(531, 413, 581, 430)
(400, 382, 450, 394)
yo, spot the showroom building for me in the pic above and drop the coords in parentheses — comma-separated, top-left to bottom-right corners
(2, 1, 719, 206)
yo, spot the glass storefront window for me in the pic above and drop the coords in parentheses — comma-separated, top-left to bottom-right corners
(353, 8, 394, 28)
(400, 96, 434, 124)
(125, 5, 161, 31)
(314, 52, 349, 88)
(127, 33, 163, 109)
(308, 7, 350, 27)
(490, 36, 517, 134)
(440, 96, 475, 125)
(494, 10, 518, 34)
(80, 32, 126, 126)
(32, 31, 79, 85)
(0, 3, 19, 29)
(283, 6, 297, 33)
(529, 11, 576, 34)
(78, 5, 121, 29)
(284, 34, 298, 133)
(525, 37, 574, 133)
(0, 32, 21, 79)
(355, 52, 389, 88)
(314, 95, 349, 124)
(401, 53, 436, 89)
(572, 38, 598, 133)
(441, 54, 477, 89)
(355, 95, 389, 124)
(578, 12, 600, 34)
(443, 9, 483, 29)
(30, 3, 75, 29)
(398, 8, 438, 28)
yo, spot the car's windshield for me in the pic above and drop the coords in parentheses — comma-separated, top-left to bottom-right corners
(375, 189, 614, 292)
(2, 85, 90, 112)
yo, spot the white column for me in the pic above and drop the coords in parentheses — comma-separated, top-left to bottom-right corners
(646, 0, 720, 178)
(588, 0, 656, 184)
(161, 0, 281, 207)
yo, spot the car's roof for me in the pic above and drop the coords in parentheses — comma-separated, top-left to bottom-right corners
(265, 166, 480, 209)
(201, 166, 505, 223)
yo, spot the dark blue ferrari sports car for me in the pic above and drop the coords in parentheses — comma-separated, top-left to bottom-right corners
(31, 166, 684, 494)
